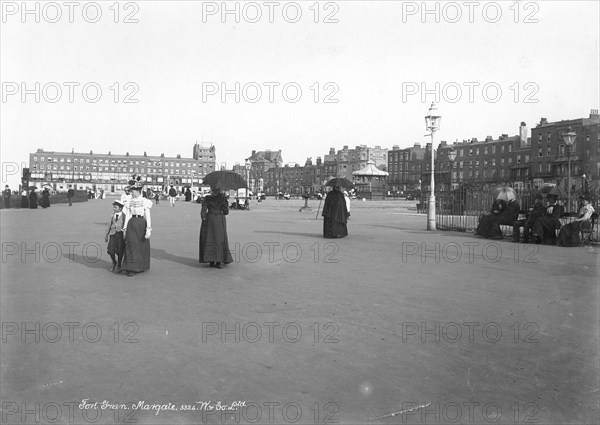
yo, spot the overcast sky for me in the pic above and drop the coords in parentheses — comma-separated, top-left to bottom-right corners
(1, 0, 598, 188)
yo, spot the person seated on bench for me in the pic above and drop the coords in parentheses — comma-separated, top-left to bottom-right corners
(557, 196, 595, 247)
(530, 194, 564, 244)
(513, 194, 545, 243)
(486, 198, 520, 239)
(475, 199, 506, 238)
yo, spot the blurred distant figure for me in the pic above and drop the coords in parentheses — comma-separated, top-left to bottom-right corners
(29, 188, 38, 209)
(21, 188, 29, 208)
(343, 190, 351, 218)
(41, 188, 51, 209)
(67, 185, 75, 206)
(168, 185, 177, 206)
(3, 185, 11, 208)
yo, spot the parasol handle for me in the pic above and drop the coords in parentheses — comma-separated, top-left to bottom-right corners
(315, 198, 323, 220)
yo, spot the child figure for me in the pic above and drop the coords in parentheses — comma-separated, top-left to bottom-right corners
(105, 201, 126, 273)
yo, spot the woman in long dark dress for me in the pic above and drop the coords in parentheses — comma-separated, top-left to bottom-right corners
(199, 188, 233, 268)
(322, 186, 349, 238)
(29, 189, 38, 209)
(122, 178, 152, 276)
(40, 188, 50, 208)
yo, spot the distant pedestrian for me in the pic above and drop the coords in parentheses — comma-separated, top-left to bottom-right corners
(41, 188, 51, 209)
(322, 186, 349, 238)
(122, 176, 152, 277)
(120, 187, 132, 215)
(185, 187, 192, 202)
(168, 185, 177, 206)
(3, 185, 11, 208)
(199, 188, 233, 269)
(20, 189, 29, 208)
(154, 191, 160, 204)
(29, 188, 38, 209)
(343, 190, 351, 218)
(105, 201, 126, 273)
(67, 185, 75, 206)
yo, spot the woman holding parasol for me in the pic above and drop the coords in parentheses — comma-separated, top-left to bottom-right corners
(322, 178, 351, 239)
(199, 171, 240, 268)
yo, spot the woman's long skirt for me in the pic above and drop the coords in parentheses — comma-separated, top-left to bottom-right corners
(558, 220, 589, 247)
(21, 196, 29, 208)
(199, 214, 233, 264)
(122, 217, 150, 272)
(29, 194, 37, 209)
(323, 218, 348, 239)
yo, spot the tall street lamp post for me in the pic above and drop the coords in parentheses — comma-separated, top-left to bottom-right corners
(562, 127, 576, 212)
(447, 148, 457, 191)
(245, 161, 251, 200)
(425, 103, 442, 230)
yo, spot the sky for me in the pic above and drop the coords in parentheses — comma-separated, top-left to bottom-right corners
(1, 0, 599, 189)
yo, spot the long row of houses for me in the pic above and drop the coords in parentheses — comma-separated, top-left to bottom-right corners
(25, 109, 599, 198)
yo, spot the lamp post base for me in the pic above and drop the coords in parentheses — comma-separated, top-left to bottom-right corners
(427, 195, 436, 230)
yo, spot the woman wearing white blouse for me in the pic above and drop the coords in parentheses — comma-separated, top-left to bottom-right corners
(122, 179, 152, 276)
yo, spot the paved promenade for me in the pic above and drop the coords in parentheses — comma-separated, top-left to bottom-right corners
(1, 198, 598, 424)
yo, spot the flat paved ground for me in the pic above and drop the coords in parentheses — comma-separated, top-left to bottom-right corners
(1, 197, 598, 424)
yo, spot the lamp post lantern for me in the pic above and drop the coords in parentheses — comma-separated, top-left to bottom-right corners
(562, 127, 576, 211)
(425, 102, 442, 230)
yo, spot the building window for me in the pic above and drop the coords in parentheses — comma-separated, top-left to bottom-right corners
(538, 148, 543, 157)
(517, 155, 521, 164)
(538, 133, 542, 143)
(492, 146, 496, 154)
(560, 145, 565, 155)
(484, 147, 488, 155)
(547, 132, 551, 142)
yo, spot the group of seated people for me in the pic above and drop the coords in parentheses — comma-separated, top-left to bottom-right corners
(476, 195, 595, 247)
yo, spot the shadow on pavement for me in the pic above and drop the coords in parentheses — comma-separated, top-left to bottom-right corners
(151, 248, 198, 267)
(62, 253, 113, 270)
(253, 230, 322, 239)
